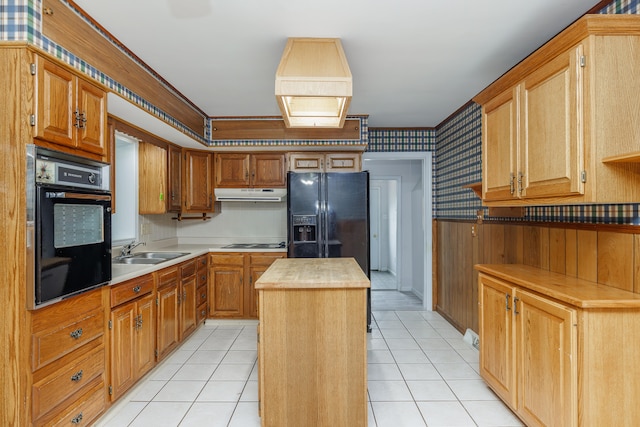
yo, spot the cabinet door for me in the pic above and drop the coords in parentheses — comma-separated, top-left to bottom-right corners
(135, 294, 156, 377)
(35, 57, 75, 147)
(184, 150, 214, 212)
(110, 303, 135, 400)
(514, 289, 577, 427)
(167, 145, 182, 212)
(210, 266, 244, 317)
(288, 152, 324, 172)
(478, 274, 516, 407)
(482, 87, 518, 201)
(156, 284, 179, 361)
(215, 153, 250, 187)
(251, 154, 286, 187)
(520, 45, 584, 199)
(138, 142, 167, 214)
(325, 152, 361, 172)
(180, 277, 197, 340)
(248, 254, 285, 318)
(76, 79, 107, 156)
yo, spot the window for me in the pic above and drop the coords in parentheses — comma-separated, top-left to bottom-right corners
(111, 133, 138, 244)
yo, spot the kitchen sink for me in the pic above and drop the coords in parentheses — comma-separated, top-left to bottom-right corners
(113, 251, 190, 265)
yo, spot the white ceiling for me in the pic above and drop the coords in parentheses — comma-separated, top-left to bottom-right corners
(74, 0, 600, 129)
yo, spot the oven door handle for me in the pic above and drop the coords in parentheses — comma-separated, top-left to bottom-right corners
(47, 192, 111, 202)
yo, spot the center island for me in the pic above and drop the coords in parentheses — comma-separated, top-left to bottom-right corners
(255, 257, 370, 427)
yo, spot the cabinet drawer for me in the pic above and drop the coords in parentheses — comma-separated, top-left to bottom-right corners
(32, 308, 104, 371)
(197, 302, 208, 324)
(197, 286, 208, 306)
(157, 266, 178, 288)
(210, 253, 244, 266)
(32, 346, 105, 420)
(110, 275, 153, 307)
(250, 254, 285, 265)
(197, 254, 208, 271)
(35, 378, 105, 427)
(197, 269, 208, 288)
(181, 259, 197, 278)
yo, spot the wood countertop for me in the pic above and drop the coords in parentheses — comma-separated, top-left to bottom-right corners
(255, 258, 370, 290)
(475, 264, 640, 309)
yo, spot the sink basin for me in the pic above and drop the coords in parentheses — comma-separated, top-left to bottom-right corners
(129, 252, 190, 260)
(113, 257, 166, 265)
(113, 252, 190, 265)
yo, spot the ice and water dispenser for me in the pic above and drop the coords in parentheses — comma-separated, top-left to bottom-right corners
(292, 215, 317, 242)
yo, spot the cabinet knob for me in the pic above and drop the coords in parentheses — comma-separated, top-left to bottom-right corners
(70, 370, 84, 382)
(71, 412, 83, 425)
(133, 286, 141, 293)
(70, 328, 83, 339)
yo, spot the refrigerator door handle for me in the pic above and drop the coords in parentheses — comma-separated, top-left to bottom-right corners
(319, 210, 326, 258)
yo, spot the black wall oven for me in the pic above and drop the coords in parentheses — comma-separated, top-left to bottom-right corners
(27, 145, 112, 309)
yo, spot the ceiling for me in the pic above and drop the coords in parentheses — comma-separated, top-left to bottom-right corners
(73, 0, 600, 130)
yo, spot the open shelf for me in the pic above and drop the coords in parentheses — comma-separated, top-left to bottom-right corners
(602, 152, 640, 163)
(463, 181, 483, 198)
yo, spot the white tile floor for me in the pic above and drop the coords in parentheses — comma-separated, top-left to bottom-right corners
(95, 311, 523, 427)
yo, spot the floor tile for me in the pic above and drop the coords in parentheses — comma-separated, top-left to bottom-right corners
(240, 380, 259, 401)
(196, 380, 246, 402)
(228, 401, 261, 427)
(367, 363, 404, 380)
(434, 363, 482, 380)
(172, 363, 217, 381)
(424, 349, 466, 364)
(152, 380, 206, 402)
(367, 380, 414, 401)
(129, 380, 167, 402)
(94, 401, 147, 427)
(385, 338, 421, 350)
(368, 349, 395, 364)
(463, 400, 524, 426)
(370, 401, 427, 427)
(417, 400, 476, 426)
(406, 380, 457, 401)
(390, 349, 430, 364)
(221, 350, 257, 364)
(211, 363, 254, 381)
(178, 402, 235, 427)
(415, 337, 454, 350)
(185, 350, 226, 365)
(367, 338, 389, 350)
(128, 401, 191, 427)
(446, 379, 499, 401)
(379, 327, 413, 339)
(397, 363, 441, 380)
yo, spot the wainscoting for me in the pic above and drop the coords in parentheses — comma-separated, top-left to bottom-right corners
(434, 219, 640, 334)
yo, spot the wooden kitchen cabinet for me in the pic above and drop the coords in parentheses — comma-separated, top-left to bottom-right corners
(167, 144, 183, 212)
(179, 259, 198, 340)
(34, 55, 107, 159)
(156, 266, 180, 361)
(209, 252, 284, 319)
(109, 274, 155, 401)
(183, 149, 216, 213)
(475, 15, 640, 206)
(196, 255, 209, 325)
(138, 141, 167, 214)
(30, 287, 107, 426)
(215, 153, 286, 188)
(477, 264, 640, 426)
(287, 151, 362, 172)
(256, 258, 369, 426)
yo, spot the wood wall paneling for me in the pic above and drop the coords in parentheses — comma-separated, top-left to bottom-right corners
(597, 231, 634, 292)
(435, 220, 640, 335)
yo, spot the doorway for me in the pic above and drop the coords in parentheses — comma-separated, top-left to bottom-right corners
(364, 152, 433, 310)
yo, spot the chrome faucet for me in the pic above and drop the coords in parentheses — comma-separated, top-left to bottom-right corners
(120, 240, 145, 257)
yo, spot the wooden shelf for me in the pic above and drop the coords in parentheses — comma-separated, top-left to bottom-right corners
(463, 182, 483, 198)
(602, 152, 640, 163)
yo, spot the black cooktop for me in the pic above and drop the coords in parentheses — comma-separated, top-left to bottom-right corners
(222, 242, 286, 249)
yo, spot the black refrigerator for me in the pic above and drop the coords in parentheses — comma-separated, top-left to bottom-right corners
(287, 171, 371, 331)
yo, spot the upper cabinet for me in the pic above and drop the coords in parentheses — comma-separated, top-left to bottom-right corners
(34, 55, 107, 160)
(474, 15, 640, 206)
(287, 152, 362, 172)
(183, 149, 216, 213)
(215, 153, 286, 188)
(167, 145, 183, 212)
(138, 142, 167, 214)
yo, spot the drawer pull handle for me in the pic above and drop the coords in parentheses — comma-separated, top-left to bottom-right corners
(513, 297, 520, 315)
(201, 292, 206, 299)
(71, 412, 83, 424)
(505, 294, 511, 311)
(70, 328, 83, 339)
(133, 286, 141, 293)
(70, 370, 84, 382)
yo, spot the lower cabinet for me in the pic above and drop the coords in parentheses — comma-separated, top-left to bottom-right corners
(179, 259, 198, 340)
(109, 274, 155, 401)
(156, 266, 180, 361)
(477, 264, 640, 426)
(196, 254, 209, 325)
(209, 252, 284, 318)
(30, 287, 107, 426)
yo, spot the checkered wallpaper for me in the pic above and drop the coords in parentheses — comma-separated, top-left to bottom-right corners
(2, 0, 639, 223)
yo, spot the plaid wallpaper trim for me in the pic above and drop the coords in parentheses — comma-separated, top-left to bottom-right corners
(366, 128, 436, 152)
(0, 0, 37, 42)
(599, 0, 639, 14)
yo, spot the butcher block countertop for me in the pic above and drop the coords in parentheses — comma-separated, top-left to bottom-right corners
(255, 258, 370, 290)
(475, 264, 640, 309)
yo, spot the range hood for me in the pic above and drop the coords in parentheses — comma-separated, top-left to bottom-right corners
(214, 188, 287, 202)
(275, 37, 352, 128)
